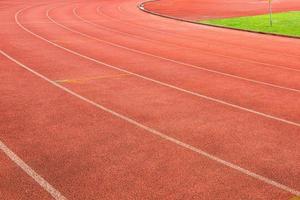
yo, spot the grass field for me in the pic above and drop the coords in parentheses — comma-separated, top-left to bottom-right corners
(200, 11, 300, 37)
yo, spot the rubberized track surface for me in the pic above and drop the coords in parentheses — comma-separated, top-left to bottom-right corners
(0, 0, 299, 199)
(144, 0, 300, 20)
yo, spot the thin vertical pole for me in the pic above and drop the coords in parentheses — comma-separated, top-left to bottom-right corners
(269, 0, 273, 27)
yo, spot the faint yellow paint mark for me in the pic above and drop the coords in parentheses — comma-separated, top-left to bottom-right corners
(55, 73, 130, 84)
(290, 196, 300, 200)
(52, 40, 74, 44)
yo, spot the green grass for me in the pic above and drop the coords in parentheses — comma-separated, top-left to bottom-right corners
(200, 11, 300, 37)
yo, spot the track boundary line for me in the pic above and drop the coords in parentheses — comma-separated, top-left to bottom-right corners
(45, 6, 300, 93)
(0, 140, 66, 200)
(1, 50, 299, 197)
(15, 7, 300, 128)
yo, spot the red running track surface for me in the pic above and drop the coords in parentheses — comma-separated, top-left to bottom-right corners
(0, 0, 299, 199)
(144, 0, 300, 20)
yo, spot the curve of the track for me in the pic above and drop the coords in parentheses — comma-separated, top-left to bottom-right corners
(45, 4, 300, 124)
(1, 0, 299, 199)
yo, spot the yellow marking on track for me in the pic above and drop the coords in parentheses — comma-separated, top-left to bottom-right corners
(51, 40, 74, 44)
(290, 196, 300, 200)
(55, 73, 130, 84)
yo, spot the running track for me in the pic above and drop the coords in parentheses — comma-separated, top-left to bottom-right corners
(0, 0, 299, 199)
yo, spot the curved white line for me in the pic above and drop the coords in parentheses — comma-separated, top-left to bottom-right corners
(1, 49, 299, 197)
(0, 141, 66, 200)
(15, 7, 300, 128)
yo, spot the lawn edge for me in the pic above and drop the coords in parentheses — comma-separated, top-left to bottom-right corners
(138, 0, 300, 40)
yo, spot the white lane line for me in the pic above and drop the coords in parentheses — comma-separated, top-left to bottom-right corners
(0, 141, 66, 200)
(95, 6, 300, 73)
(60, 7, 300, 93)
(15, 7, 300, 128)
(1, 50, 300, 197)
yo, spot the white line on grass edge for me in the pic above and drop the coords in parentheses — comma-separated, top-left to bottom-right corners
(1, 50, 299, 197)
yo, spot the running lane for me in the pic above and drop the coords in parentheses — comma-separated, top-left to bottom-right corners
(144, 0, 300, 20)
(1, 0, 300, 199)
